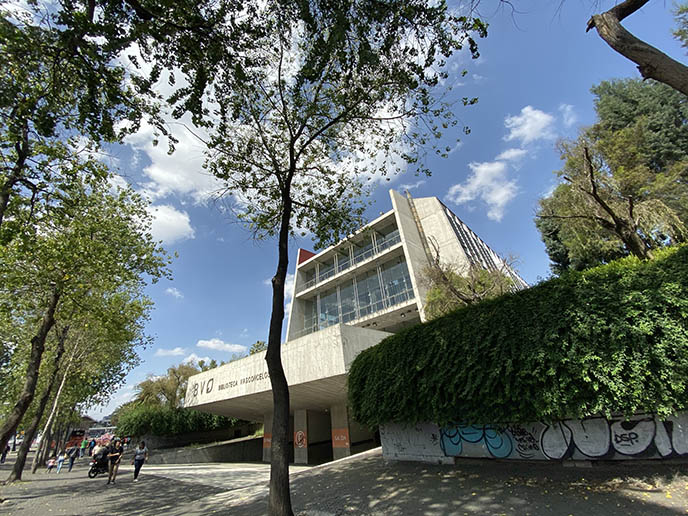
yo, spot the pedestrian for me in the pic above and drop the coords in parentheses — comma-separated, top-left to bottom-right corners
(88, 438, 96, 456)
(46, 455, 57, 473)
(106, 438, 124, 485)
(131, 441, 149, 482)
(0, 443, 9, 464)
(80, 438, 88, 458)
(67, 445, 78, 472)
(56, 451, 66, 473)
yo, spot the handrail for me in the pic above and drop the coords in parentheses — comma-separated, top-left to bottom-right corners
(291, 286, 415, 339)
(295, 233, 402, 293)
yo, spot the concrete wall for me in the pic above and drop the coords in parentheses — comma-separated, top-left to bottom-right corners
(390, 190, 430, 321)
(146, 436, 263, 465)
(381, 413, 688, 463)
(138, 423, 260, 450)
(413, 196, 469, 273)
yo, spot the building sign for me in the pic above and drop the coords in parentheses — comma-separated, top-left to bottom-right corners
(295, 430, 307, 449)
(191, 370, 270, 399)
(332, 428, 350, 448)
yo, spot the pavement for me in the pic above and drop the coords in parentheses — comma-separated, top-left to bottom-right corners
(1, 447, 688, 515)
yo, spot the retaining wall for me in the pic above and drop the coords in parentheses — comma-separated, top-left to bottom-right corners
(138, 422, 260, 450)
(380, 413, 688, 463)
(146, 436, 263, 465)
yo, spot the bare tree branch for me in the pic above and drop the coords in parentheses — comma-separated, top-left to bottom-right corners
(587, 0, 688, 96)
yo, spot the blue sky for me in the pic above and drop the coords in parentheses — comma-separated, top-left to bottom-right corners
(89, 1, 685, 418)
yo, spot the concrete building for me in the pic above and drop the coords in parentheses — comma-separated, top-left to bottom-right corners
(184, 190, 526, 464)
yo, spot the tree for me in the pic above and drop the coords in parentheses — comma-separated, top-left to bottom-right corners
(133, 363, 200, 409)
(536, 79, 688, 273)
(0, 167, 169, 456)
(191, 3, 487, 513)
(0, 6, 160, 232)
(586, 0, 688, 96)
(422, 237, 518, 320)
(249, 340, 267, 355)
(537, 131, 686, 266)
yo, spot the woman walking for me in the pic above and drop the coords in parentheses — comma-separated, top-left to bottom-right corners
(131, 441, 149, 482)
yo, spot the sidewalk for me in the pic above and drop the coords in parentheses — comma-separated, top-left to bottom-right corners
(1, 447, 688, 515)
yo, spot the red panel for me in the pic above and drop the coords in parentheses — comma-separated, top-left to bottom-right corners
(297, 248, 316, 265)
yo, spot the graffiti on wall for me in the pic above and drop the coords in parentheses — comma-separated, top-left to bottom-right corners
(380, 423, 453, 463)
(437, 413, 688, 461)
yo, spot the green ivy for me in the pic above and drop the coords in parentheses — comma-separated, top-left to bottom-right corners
(115, 405, 239, 437)
(348, 246, 688, 428)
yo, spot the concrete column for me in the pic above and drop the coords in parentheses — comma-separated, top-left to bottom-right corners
(330, 404, 351, 460)
(262, 412, 273, 463)
(293, 409, 309, 464)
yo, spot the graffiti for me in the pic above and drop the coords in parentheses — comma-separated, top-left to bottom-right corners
(540, 415, 669, 459)
(508, 425, 540, 459)
(419, 413, 688, 462)
(440, 424, 512, 458)
(380, 423, 453, 463)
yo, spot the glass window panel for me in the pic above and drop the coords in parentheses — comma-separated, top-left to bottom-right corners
(381, 260, 412, 305)
(336, 248, 351, 273)
(356, 269, 382, 317)
(319, 288, 339, 329)
(353, 235, 374, 264)
(340, 280, 356, 323)
(319, 258, 335, 282)
(302, 298, 318, 335)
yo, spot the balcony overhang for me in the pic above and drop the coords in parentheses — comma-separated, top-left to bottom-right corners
(184, 324, 391, 421)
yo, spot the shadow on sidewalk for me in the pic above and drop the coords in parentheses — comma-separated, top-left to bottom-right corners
(175, 451, 688, 516)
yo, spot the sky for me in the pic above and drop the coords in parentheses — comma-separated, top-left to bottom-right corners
(88, 1, 686, 418)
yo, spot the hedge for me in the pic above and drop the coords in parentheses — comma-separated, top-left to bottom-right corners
(115, 405, 239, 437)
(348, 245, 688, 428)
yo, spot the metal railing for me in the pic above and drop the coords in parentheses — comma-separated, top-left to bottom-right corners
(291, 286, 415, 339)
(295, 232, 402, 293)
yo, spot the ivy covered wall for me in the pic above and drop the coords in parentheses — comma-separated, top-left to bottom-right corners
(348, 246, 688, 430)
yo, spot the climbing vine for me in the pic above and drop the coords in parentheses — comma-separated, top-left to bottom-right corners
(348, 246, 688, 428)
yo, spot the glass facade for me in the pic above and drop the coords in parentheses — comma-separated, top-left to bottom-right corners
(296, 228, 402, 294)
(295, 257, 414, 337)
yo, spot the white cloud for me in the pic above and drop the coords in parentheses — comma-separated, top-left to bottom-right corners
(504, 106, 556, 145)
(197, 338, 247, 354)
(125, 121, 222, 203)
(559, 103, 578, 128)
(495, 148, 527, 162)
(263, 272, 296, 317)
(446, 161, 518, 222)
(447, 141, 464, 156)
(472, 73, 485, 82)
(398, 179, 426, 192)
(155, 346, 187, 357)
(108, 174, 129, 192)
(165, 287, 184, 299)
(147, 204, 195, 244)
(183, 352, 211, 364)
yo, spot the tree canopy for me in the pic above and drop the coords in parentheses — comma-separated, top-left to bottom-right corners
(536, 79, 688, 274)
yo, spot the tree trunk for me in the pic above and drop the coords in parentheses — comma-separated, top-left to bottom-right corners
(31, 351, 73, 474)
(0, 288, 60, 455)
(6, 325, 69, 483)
(587, 0, 688, 96)
(34, 422, 52, 471)
(33, 408, 57, 473)
(266, 192, 294, 516)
